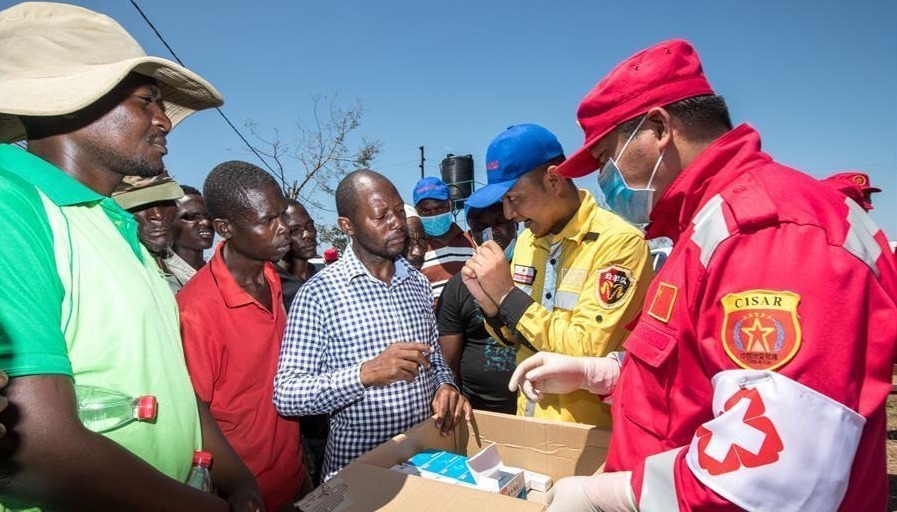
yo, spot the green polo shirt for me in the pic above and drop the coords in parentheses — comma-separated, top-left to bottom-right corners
(0, 145, 202, 510)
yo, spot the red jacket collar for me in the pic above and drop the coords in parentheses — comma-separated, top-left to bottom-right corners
(646, 124, 772, 242)
(209, 241, 282, 310)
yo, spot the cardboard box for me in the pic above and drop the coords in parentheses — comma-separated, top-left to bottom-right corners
(297, 410, 611, 512)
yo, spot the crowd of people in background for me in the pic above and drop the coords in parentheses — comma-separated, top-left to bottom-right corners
(1, 3, 896, 512)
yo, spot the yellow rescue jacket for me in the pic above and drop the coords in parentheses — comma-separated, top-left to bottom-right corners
(487, 190, 653, 427)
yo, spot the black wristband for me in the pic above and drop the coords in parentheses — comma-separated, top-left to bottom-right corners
(499, 287, 534, 328)
(498, 287, 539, 353)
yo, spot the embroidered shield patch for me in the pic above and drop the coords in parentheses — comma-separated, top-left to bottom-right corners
(595, 265, 635, 309)
(721, 290, 801, 371)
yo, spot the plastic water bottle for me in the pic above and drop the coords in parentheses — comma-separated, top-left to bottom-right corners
(74, 385, 157, 433)
(186, 451, 213, 492)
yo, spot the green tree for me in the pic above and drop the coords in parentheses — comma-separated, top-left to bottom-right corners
(246, 95, 380, 254)
(317, 224, 349, 254)
(246, 95, 381, 210)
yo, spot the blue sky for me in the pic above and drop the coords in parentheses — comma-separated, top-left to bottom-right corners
(5, 0, 895, 238)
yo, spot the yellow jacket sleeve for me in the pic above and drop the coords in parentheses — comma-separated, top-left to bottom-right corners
(500, 232, 653, 357)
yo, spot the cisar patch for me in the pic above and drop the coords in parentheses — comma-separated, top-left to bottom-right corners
(721, 290, 801, 371)
(595, 265, 635, 309)
(512, 265, 536, 286)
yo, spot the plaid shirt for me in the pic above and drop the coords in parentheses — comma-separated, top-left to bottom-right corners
(274, 248, 456, 480)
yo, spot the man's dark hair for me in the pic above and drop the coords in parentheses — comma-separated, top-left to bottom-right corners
(203, 160, 282, 221)
(180, 185, 201, 196)
(616, 94, 732, 142)
(336, 169, 392, 219)
(544, 154, 566, 169)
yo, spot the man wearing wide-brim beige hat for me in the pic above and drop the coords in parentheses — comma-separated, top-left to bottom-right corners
(0, 3, 263, 511)
(0, 2, 222, 143)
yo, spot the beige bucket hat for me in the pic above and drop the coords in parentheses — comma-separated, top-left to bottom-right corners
(0, 2, 224, 143)
(112, 171, 185, 211)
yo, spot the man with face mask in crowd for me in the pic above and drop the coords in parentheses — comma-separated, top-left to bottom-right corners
(510, 39, 897, 512)
(435, 194, 519, 414)
(462, 124, 652, 427)
(413, 177, 476, 304)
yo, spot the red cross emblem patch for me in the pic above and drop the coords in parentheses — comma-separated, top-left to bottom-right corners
(695, 388, 784, 475)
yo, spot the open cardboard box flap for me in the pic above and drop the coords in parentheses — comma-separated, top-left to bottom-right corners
(298, 410, 610, 512)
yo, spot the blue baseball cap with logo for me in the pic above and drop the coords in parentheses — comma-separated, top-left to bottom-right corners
(466, 123, 565, 209)
(412, 176, 451, 205)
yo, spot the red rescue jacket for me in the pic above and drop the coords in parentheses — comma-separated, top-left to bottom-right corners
(606, 124, 897, 511)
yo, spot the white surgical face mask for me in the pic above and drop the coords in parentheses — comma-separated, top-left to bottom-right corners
(597, 115, 664, 226)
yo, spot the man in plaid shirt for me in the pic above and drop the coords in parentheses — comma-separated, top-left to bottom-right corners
(274, 169, 471, 481)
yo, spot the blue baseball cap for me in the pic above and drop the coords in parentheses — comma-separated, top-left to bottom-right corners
(466, 123, 564, 208)
(412, 176, 450, 205)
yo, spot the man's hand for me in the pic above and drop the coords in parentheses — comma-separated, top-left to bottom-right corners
(0, 369, 8, 439)
(548, 472, 636, 512)
(465, 241, 514, 305)
(460, 266, 499, 317)
(508, 353, 621, 402)
(431, 384, 472, 436)
(360, 342, 434, 387)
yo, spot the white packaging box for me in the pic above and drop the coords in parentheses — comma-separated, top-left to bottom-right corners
(466, 443, 526, 499)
